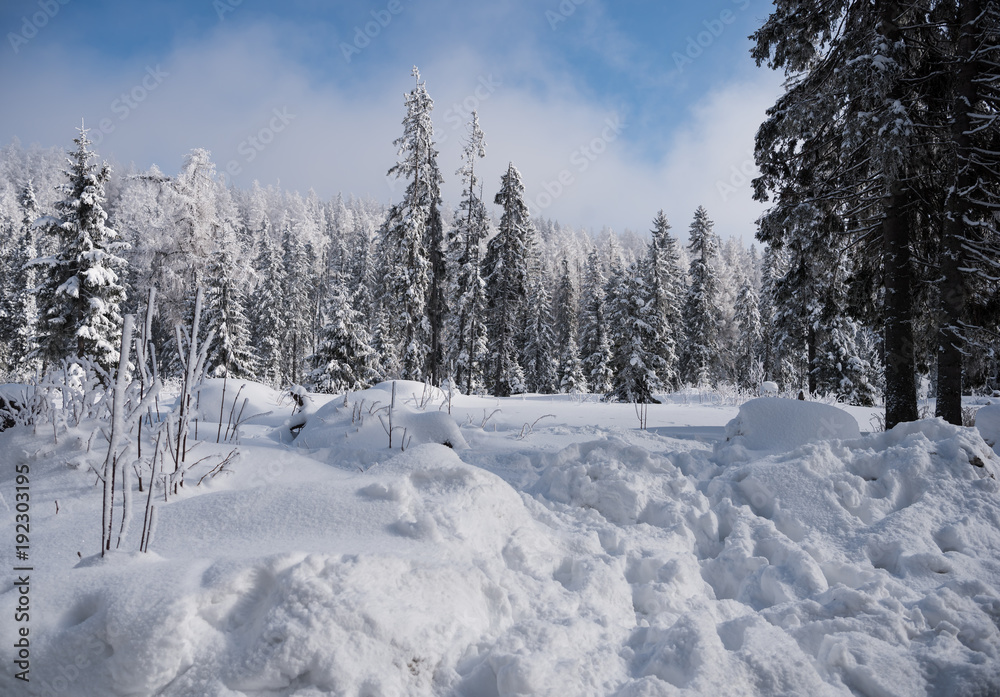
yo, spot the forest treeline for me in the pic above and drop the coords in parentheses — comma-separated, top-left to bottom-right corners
(2, 15, 999, 420)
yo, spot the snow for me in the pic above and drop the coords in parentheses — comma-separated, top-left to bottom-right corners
(2, 386, 1000, 696)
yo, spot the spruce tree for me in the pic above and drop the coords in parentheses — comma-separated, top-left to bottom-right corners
(646, 211, 681, 389)
(555, 259, 587, 394)
(378, 66, 441, 381)
(580, 247, 614, 393)
(734, 276, 764, 390)
(33, 125, 128, 374)
(308, 278, 378, 393)
(203, 243, 255, 378)
(249, 222, 285, 386)
(4, 181, 40, 376)
(607, 261, 664, 403)
(679, 206, 721, 387)
(449, 112, 489, 394)
(522, 271, 559, 394)
(483, 163, 532, 396)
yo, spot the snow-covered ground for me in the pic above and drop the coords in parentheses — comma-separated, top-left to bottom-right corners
(2, 381, 999, 696)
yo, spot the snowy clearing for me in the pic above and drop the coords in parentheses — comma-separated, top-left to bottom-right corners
(1, 386, 999, 696)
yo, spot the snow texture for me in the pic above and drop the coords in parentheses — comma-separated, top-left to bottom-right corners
(1, 387, 999, 696)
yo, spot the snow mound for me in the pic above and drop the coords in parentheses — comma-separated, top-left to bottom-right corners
(294, 382, 468, 456)
(194, 378, 298, 429)
(975, 404, 1000, 448)
(715, 397, 861, 463)
(698, 419, 1000, 695)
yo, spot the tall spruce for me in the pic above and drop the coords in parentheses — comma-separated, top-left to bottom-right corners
(378, 66, 442, 381)
(607, 261, 664, 403)
(580, 247, 614, 393)
(679, 206, 721, 387)
(646, 211, 681, 389)
(33, 125, 128, 373)
(555, 259, 587, 394)
(483, 163, 532, 396)
(308, 277, 378, 394)
(751, 0, 951, 427)
(734, 276, 764, 390)
(449, 112, 489, 394)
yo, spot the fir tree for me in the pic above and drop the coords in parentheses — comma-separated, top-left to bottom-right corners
(203, 243, 255, 378)
(3, 180, 40, 376)
(483, 163, 532, 396)
(679, 206, 721, 387)
(646, 211, 681, 389)
(448, 112, 489, 394)
(555, 259, 587, 394)
(607, 261, 664, 403)
(33, 124, 128, 374)
(580, 247, 613, 393)
(522, 271, 559, 394)
(249, 221, 285, 386)
(308, 278, 378, 393)
(378, 66, 441, 381)
(734, 275, 764, 390)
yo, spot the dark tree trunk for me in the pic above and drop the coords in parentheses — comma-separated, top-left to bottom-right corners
(936, 0, 979, 425)
(883, 179, 919, 429)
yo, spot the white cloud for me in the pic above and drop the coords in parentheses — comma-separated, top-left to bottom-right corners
(0, 19, 784, 244)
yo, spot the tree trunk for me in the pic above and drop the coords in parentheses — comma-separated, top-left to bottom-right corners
(936, 0, 979, 425)
(883, 179, 918, 428)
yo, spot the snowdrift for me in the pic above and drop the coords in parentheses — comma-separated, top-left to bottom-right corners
(2, 386, 999, 696)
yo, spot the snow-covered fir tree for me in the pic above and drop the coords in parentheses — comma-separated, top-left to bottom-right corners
(0, 180, 40, 376)
(645, 211, 680, 389)
(483, 163, 532, 396)
(448, 112, 489, 394)
(203, 242, 255, 379)
(734, 275, 764, 390)
(378, 66, 441, 381)
(555, 259, 587, 394)
(280, 216, 311, 385)
(679, 206, 721, 387)
(249, 220, 285, 386)
(580, 247, 614, 394)
(607, 261, 665, 403)
(308, 276, 378, 394)
(521, 269, 559, 394)
(33, 125, 128, 374)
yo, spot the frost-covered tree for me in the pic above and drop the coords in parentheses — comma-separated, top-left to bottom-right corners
(33, 125, 128, 373)
(522, 270, 559, 394)
(734, 275, 764, 390)
(448, 112, 489, 394)
(580, 247, 613, 393)
(484, 163, 533, 396)
(0, 180, 40, 376)
(249, 220, 285, 386)
(308, 278, 378, 393)
(378, 66, 442, 381)
(679, 206, 720, 386)
(281, 217, 311, 385)
(645, 211, 681, 389)
(607, 261, 664, 403)
(203, 242, 255, 378)
(555, 259, 587, 393)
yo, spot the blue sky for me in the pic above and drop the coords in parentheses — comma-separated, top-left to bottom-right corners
(0, 0, 782, 241)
